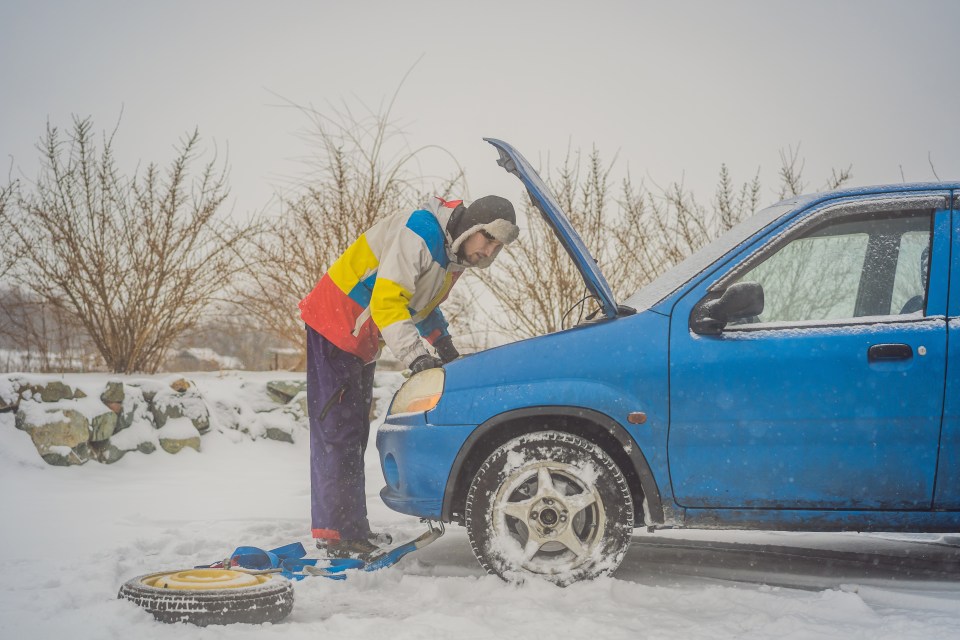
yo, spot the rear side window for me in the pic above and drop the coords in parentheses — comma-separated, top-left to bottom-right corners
(890, 230, 929, 315)
(730, 210, 931, 325)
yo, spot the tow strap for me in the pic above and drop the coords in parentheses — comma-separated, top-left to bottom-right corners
(198, 522, 444, 580)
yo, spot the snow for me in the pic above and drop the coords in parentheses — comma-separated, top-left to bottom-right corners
(16, 399, 71, 426)
(156, 416, 201, 439)
(722, 317, 946, 338)
(1, 371, 959, 639)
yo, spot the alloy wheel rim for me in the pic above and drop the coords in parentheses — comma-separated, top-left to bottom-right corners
(491, 460, 606, 575)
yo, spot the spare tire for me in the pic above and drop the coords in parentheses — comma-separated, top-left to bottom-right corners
(118, 568, 294, 626)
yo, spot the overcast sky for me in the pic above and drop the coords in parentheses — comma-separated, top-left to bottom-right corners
(2, 0, 958, 219)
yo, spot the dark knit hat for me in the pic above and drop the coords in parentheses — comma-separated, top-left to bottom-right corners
(447, 196, 519, 266)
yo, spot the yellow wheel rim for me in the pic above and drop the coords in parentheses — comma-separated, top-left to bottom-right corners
(144, 569, 269, 590)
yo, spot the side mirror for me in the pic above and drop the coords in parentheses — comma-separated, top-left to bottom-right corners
(690, 282, 765, 335)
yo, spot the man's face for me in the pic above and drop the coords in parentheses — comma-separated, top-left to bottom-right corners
(459, 230, 504, 265)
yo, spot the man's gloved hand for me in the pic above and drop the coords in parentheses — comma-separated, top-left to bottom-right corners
(409, 354, 443, 374)
(433, 335, 460, 364)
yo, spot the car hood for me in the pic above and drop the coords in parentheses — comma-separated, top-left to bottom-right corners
(485, 138, 624, 319)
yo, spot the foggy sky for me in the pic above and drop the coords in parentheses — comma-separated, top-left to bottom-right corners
(2, 0, 958, 218)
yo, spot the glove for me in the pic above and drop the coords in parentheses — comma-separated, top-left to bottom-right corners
(409, 354, 443, 374)
(433, 335, 460, 364)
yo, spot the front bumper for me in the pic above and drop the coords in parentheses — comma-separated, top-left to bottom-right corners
(376, 411, 477, 520)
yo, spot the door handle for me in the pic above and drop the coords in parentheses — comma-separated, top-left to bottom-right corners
(867, 343, 913, 362)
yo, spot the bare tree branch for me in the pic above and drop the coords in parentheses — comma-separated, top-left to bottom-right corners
(778, 145, 806, 199)
(0, 182, 17, 281)
(928, 152, 942, 181)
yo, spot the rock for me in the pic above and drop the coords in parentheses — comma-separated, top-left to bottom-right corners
(72, 388, 87, 399)
(265, 427, 294, 443)
(38, 381, 75, 403)
(90, 411, 118, 442)
(260, 407, 297, 443)
(41, 442, 91, 467)
(100, 381, 125, 404)
(109, 412, 160, 456)
(266, 380, 307, 404)
(128, 379, 164, 405)
(150, 383, 210, 434)
(25, 408, 91, 466)
(89, 440, 126, 464)
(117, 385, 151, 434)
(159, 435, 201, 454)
(104, 401, 122, 414)
(157, 417, 201, 454)
(0, 376, 25, 412)
(170, 378, 191, 393)
(295, 394, 309, 417)
(208, 398, 243, 432)
(282, 393, 308, 422)
(25, 407, 89, 446)
(5, 380, 42, 411)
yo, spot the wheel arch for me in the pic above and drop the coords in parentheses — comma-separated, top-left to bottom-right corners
(441, 406, 664, 527)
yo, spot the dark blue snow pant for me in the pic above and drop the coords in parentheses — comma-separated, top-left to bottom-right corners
(307, 325, 376, 541)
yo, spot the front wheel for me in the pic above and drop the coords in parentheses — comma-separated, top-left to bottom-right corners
(465, 431, 634, 586)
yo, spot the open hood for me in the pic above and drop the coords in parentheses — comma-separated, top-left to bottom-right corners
(485, 138, 625, 320)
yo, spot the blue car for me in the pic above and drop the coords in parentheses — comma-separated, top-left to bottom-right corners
(377, 138, 960, 584)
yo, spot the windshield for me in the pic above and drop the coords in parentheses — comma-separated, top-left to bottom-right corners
(623, 199, 803, 312)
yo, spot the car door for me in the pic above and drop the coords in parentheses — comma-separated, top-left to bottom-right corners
(668, 192, 951, 511)
(934, 190, 960, 509)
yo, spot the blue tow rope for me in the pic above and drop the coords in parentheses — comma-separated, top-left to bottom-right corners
(197, 522, 444, 581)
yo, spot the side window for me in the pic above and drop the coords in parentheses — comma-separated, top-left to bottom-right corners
(730, 210, 931, 325)
(890, 231, 929, 315)
(744, 230, 867, 322)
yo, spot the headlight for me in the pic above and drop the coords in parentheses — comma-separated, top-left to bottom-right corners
(388, 368, 445, 416)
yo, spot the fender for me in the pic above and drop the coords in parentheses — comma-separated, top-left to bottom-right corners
(440, 406, 665, 525)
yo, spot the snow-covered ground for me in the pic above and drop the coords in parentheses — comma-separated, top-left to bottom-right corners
(1, 371, 959, 639)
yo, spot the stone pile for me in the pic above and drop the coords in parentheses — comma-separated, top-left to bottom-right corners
(0, 375, 313, 466)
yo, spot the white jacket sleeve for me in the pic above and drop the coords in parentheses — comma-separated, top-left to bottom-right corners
(370, 226, 433, 366)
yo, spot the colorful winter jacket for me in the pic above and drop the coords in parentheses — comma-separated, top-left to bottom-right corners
(299, 198, 465, 366)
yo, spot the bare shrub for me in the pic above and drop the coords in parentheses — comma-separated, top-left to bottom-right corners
(778, 144, 852, 199)
(0, 116, 257, 374)
(467, 148, 634, 338)
(472, 147, 851, 341)
(235, 92, 464, 356)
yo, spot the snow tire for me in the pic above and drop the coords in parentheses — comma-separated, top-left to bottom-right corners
(465, 430, 634, 586)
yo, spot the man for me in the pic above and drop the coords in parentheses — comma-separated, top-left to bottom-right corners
(299, 195, 519, 559)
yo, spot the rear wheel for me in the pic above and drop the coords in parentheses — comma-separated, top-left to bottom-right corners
(118, 568, 294, 626)
(465, 431, 634, 586)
